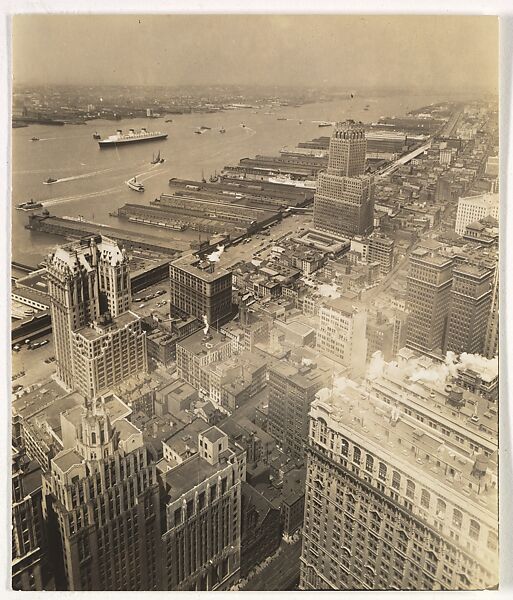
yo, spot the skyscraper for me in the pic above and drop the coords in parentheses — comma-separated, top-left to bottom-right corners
(267, 354, 331, 460)
(161, 426, 244, 590)
(300, 364, 498, 591)
(406, 249, 453, 355)
(484, 263, 499, 358)
(169, 254, 233, 326)
(455, 193, 499, 236)
(316, 298, 368, 378)
(444, 264, 493, 355)
(42, 397, 162, 591)
(71, 311, 147, 399)
(47, 237, 131, 391)
(314, 121, 374, 238)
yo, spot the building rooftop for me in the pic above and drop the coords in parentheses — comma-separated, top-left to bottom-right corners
(201, 426, 226, 444)
(171, 253, 230, 282)
(312, 382, 498, 514)
(52, 448, 83, 473)
(177, 328, 231, 357)
(74, 310, 141, 341)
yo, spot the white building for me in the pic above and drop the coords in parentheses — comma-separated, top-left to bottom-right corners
(455, 193, 499, 235)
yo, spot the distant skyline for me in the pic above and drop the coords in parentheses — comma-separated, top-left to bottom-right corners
(13, 15, 498, 92)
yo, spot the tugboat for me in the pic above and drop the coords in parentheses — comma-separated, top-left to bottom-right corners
(31, 137, 39, 141)
(209, 171, 219, 183)
(219, 127, 226, 134)
(150, 150, 165, 165)
(16, 199, 44, 211)
(43, 177, 58, 185)
(127, 176, 144, 192)
(93, 132, 101, 139)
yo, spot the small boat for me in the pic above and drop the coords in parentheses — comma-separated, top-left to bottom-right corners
(31, 137, 39, 141)
(200, 126, 211, 130)
(165, 119, 173, 123)
(277, 117, 287, 121)
(209, 171, 219, 183)
(318, 121, 332, 127)
(364, 107, 369, 111)
(194, 129, 203, 134)
(240, 123, 246, 128)
(43, 177, 58, 185)
(127, 176, 144, 192)
(93, 132, 101, 139)
(299, 120, 303, 125)
(151, 150, 164, 165)
(16, 199, 43, 211)
(219, 127, 226, 134)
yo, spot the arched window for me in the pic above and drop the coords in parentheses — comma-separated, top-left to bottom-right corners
(436, 498, 446, 518)
(469, 519, 480, 541)
(406, 480, 415, 499)
(420, 489, 430, 509)
(353, 447, 361, 464)
(392, 471, 401, 490)
(365, 454, 374, 473)
(452, 508, 463, 529)
(378, 462, 387, 481)
(341, 439, 349, 457)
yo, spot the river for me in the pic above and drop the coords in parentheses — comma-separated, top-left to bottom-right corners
(11, 93, 457, 265)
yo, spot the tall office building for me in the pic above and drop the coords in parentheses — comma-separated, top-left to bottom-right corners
(455, 193, 499, 236)
(161, 426, 244, 590)
(406, 249, 453, 355)
(314, 121, 374, 238)
(42, 398, 162, 590)
(71, 311, 147, 399)
(12, 449, 49, 591)
(267, 353, 331, 460)
(484, 264, 499, 358)
(444, 264, 493, 355)
(47, 237, 131, 391)
(316, 298, 368, 378)
(300, 361, 498, 591)
(169, 254, 233, 326)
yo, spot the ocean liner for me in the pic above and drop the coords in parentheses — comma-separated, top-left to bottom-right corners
(98, 127, 167, 147)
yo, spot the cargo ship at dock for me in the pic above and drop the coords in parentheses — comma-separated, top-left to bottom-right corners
(98, 128, 168, 147)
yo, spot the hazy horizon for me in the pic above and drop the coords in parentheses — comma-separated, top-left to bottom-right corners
(13, 15, 498, 93)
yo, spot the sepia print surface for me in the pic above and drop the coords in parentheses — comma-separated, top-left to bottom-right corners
(10, 14, 499, 591)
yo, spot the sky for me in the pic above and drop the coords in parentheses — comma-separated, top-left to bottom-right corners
(12, 14, 498, 92)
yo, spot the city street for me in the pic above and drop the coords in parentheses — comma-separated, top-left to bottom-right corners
(240, 539, 303, 591)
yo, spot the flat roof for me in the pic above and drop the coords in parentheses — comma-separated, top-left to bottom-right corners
(74, 310, 140, 341)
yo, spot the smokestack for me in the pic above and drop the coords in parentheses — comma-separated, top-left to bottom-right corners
(202, 315, 209, 336)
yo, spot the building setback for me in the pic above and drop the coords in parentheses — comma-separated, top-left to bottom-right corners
(314, 121, 374, 238)
(444, 264, 493, 355)
(46, 237, 132, 391)
(42, 398, 162, 591)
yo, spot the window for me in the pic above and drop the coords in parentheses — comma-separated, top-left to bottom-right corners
(487, 531, 498, 550)
(452, 509, 462, 529)
(353, 447, 361, 465)
(406, 480, 415, 499)
(421, 489, 430, 509)
(392, 471, 401, 490)
(469, 519, 480, 541)
(378, 462, 387, 481)
(365, 455, 374, 473)
(436, 498, 446, 518)
(341, 440, 349, 457)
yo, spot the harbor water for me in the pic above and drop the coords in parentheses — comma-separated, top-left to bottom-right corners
(12, 94, 455, 264)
